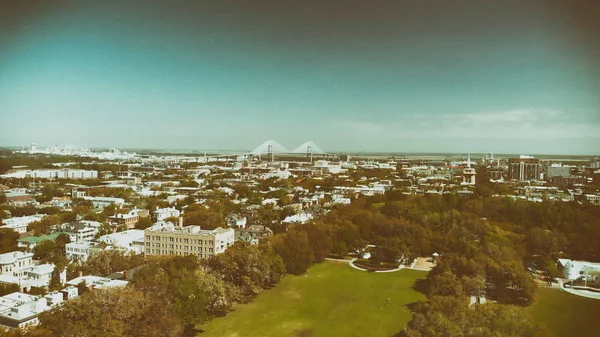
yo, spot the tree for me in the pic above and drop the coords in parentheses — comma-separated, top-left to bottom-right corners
(76, 280, 89, 296)
(135, 216, 154, 230)
(0, 228, 19, 254)
(33, 240, 59, 260)
(184, 208, 225, 229)
(427, 270, 464, 297)
(28, 215, 61, 236)
(55, 233, 71, 255)
(173, 270, 232, 333)
(37, 287, 182, 336)
(0, 283, 19, 296)
(29, 286, 47, 296)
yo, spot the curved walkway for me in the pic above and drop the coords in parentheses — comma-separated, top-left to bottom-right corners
(558, 279, 600, 300)
(325, 257, 405, 273)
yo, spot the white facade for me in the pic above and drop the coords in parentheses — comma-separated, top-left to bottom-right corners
(55, 221, 100, 243)
(585, 194, 600, 206)
(153, 207, 180, 221)
(25, 264, 66, 288)
(98, 230, 145, 254)
(0, 169, 97, 180)
(0, 292, 58, 329)
(0, 252, 33, 278)
(282, 213, 314, 224)
(81, 196, 125, 208)
(1, 214, 45, 234)
(65, 242, 97, 262)
(558, 258, 600, 280)
(0, 252, 65, 291)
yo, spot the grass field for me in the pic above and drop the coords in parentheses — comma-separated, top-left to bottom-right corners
(527, 288, 600, 337)
(199, 261, 427, 337)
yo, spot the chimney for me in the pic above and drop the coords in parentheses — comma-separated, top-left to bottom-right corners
(179, 216, 183, 228)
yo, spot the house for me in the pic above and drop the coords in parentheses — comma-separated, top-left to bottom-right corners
(0, 251, 33, 279)
(52, 221, 100, 242)
(65, 242, 99, 262)
(153, 207, 180, 222)
(24, 264, 66, 289)
(0, 292, 54, 329)
(108, 210, 140, 229)
(282, 213, 314, 225)
(97, 230, 145, 254)
(235, 225, 273, 245)
(17, 233, 64, 251)
(0, 251, 66, 291)
(1, 214, 45, 234)
(226, 214, 247, 229)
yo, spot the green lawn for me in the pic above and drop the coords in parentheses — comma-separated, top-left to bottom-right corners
(527, 288, 600, 337)
(199, 261, 427, 337)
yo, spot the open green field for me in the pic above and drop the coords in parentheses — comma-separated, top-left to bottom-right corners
(199, 261, 427, 337)
(527, 288, 600, 337)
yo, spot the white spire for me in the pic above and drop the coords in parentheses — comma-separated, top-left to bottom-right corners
(467, 153, 471, 168)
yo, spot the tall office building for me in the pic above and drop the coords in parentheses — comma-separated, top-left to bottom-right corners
(508, 156, 541, 181)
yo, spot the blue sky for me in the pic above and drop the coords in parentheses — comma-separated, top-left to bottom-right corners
(0, 0, 598, 154)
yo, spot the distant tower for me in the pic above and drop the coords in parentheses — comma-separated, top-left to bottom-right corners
(307, 142, 313, 162)
(267, 141, 274, 162)
(462, 153, 476, 185)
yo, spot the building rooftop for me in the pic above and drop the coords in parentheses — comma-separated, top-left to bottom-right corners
(0, 251, 33, 265)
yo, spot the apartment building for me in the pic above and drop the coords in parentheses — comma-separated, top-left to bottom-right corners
(144, 222, 234, 259)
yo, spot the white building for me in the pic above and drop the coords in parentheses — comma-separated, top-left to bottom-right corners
(24, 264, 66, 289)
(65, 242, 98, 262)
(153, 207, 180, 222)
(53, 221, 100, 242)
(0, 292, 56, 329)
(97, 230, 145, 254)
(0, 251, 66, 292)
(226, 214, 247, 229)
(66, 275, 128, 289)
(0, 252, 33, 279)
(557, 258, 600, 281)
(585, 194, 600, 206)
(282, 213, 314, 225)
(0, 169, 97, 180)
(1, 214, 45, 234)
(81, 196, 125, 209)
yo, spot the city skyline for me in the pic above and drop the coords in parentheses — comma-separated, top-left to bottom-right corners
(1, 1, 599, 154)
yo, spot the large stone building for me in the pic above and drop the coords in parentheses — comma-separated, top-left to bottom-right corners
(508, 156, 541, 181)
(144, 222, 234, 259)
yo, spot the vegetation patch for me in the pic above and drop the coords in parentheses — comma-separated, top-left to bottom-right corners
(527, 288, 600, 337)
(199, 261, 427, 337)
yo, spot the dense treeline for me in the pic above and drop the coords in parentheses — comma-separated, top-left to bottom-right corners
(7, 192, 599, 336)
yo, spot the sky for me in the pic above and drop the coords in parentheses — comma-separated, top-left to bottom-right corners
(0, 0, 599, 154)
